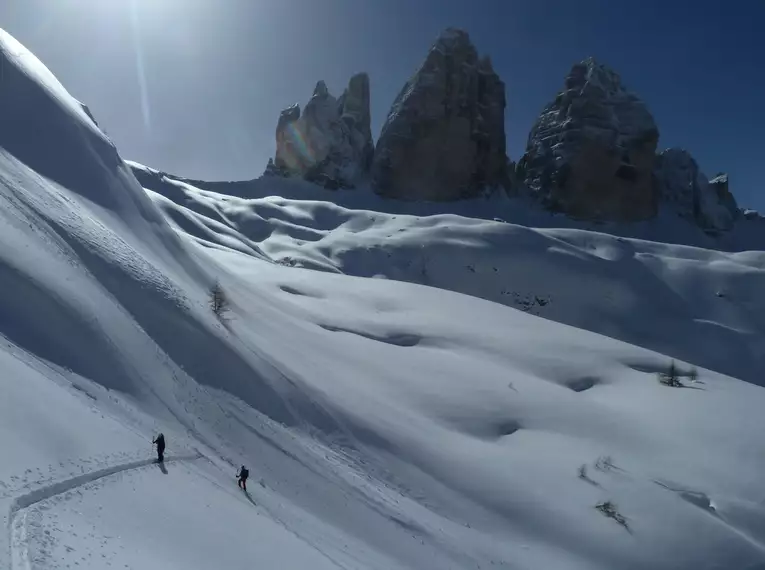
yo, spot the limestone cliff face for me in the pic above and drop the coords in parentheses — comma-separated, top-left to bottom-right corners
(518, 58, 659, 221)
(263, 31, 747, 236)
(371, 29, 509, 201)
(268, 74, 373, 189)
(654, 149, 738, 232)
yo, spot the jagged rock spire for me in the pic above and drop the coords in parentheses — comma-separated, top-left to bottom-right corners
(268, 75, 373, 189)
(371, 28, 509, 201)
(518, 58, 659, 221)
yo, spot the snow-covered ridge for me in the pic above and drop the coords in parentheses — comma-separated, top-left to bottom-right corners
(2, 27, 765, 570)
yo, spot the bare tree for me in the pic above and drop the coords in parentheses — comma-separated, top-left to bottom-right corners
(595, 455, 618, 472)
(209, 282, 229, 318)
(658, 361, 683, 387)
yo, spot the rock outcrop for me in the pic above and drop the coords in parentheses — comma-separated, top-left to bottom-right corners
(518, 58, 659, 221)
(654, 149, 738, 232)
(371, 28, 508, 201)
(708, 173, 738, 216)
(268, 74, 373, 189)
(262, 34, 747, 235)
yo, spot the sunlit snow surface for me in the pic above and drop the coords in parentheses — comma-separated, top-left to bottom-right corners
(1, 28, 765, 570)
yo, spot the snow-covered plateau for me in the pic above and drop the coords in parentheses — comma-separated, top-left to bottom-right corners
(1, 28, 765, 570)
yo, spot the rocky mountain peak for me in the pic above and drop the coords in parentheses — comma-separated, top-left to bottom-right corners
(566, 58, 618, 90)
(276, 104, 300, 131)
(267, 75, 373, 189)
(371, 28, 509, 201)
(518, 58, 659, 220)
(432, 27, 474, 53)
(262, 31, 748, 235)
(313, 80, 330, 99)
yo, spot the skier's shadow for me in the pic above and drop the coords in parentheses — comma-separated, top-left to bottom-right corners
(242, 490, 256, 506)
(157, 461, 168, 475)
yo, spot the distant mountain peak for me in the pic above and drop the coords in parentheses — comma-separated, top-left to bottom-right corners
(267, 74, 373, 189)
(371, 27, 509, 200)
(518, 57, 658, 221)
(312, 80, 330, 99)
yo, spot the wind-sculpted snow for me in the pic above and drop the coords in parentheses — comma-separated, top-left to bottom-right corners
(141, 170, 765, 387)
(0, 29, 307, 427)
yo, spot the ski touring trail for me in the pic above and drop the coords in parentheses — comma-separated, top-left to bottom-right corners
(6, 453, 204, 570)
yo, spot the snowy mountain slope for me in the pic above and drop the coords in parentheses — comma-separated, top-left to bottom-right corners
(138, 169, 765, 387)
(0, 28, 394, 569)
(198, 247, 765, 570)
(133, 164, 765, 252)
(1, 27, 765, 570)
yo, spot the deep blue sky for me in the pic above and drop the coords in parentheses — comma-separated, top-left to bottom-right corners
(2, 0, 763, 209)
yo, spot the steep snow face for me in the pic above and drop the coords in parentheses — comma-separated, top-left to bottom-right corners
(3, 28, 765, 570)
(655, 148, 739, 232)
(0, 28, 303, 426)
(520, 58, 659, 221)
(8, 242, 765, 570)
(0, 29, 101, 138)
(270, 75, 374, 189)
(0, 29, 204, 282)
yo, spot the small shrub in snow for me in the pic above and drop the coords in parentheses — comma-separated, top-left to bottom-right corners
(418, 254, 430, 284)
(658, 361, 683, 387)
(278, 256, 300, 267)
(579, 464, 595, 481)
(209, 282, 229, 318)
(595, 501, 630, 531)
(594, 455, 617, 472)
(510, 292, 552, 315)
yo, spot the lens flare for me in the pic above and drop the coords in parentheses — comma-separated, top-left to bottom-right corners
(287, 122, 313, 163)
(129, 0, 151, 133)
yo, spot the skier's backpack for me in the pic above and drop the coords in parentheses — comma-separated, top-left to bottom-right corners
(241, 467, 249, 479)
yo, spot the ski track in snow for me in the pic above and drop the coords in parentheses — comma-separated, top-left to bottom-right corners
(6, 453, 203, 570)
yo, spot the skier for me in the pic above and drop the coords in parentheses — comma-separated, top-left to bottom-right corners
(237, 465, 249, 491)
(152, 433, 165, 463)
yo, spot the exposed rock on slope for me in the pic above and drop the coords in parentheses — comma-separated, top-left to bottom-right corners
(268, 74, 373, 189)
(372, 28, 509, 201)
(518, 58, 659, 221)
(654, 149, 738, 232)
